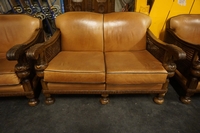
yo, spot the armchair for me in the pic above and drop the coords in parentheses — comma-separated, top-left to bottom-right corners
(164, 14, 200, 104)
(27, 12, 185, 105)
(0, 14, 44, 106)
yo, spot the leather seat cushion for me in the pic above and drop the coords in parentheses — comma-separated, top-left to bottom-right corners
(44, 51, 105, 83)
(0, 58, 20, 85)
(105, 51, 167, 84)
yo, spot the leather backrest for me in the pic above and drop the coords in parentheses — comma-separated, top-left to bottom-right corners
(104, 12, 151, 52)
(56, 12, 104, 51)
(0, 14, 41, 55)
(169, 14, 200, 45)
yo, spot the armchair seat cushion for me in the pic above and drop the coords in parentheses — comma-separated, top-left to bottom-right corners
(0, 58, 20, 85)
(44, 51, 105, 83)
(105, 51, 167, 85)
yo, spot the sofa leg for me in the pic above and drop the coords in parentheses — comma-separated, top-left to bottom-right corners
(45, 94, 55, 105)
(100, 94, 109, 105)
(153, 93, 165, 104)
(28, 98, 39, 106)
(180, 96, 191, 104)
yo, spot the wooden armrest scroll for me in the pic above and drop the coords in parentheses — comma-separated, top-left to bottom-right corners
(6, 44, 26, 61)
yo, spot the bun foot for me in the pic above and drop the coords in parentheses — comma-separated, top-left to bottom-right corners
(153, 93, 165, 104)
(28, 98, 39, 106)
(100, 94, 109, 105)
(153, 97, 164, 104)
(45, 97, 55, 105)
(180, 96, 191, 104)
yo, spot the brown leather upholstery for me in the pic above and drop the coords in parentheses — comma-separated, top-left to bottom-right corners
(168, 14, 200, 45)
(105, 51, 167, 85)
(27, 12, 186, 105)
(0, 14, 42, 55)
(56, 12, 103, 51)
(165, 14, 200, 104)
(104, 13, 149, 51)
(44, 51, 105, 83)
(0, 14, 44, 106)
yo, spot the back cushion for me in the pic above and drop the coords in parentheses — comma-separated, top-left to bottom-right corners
(0, 14, 41, 55)
(169, 14, 200, 45)
(104, 12, 151, 52)
(56, 12, 104, 51)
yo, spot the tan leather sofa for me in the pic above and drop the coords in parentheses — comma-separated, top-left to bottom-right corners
(27, 12, 186, 105)
(165, 14, 200, 104)
(0, 14, 44, 106)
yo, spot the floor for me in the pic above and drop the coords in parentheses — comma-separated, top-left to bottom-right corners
(0, 79, 200, 133)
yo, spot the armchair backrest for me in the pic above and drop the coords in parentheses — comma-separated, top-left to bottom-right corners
(104, 12, 151, 52)
(55, 12, 104, 52)
(168, 14, 200, 45)
(0, 14, 42, 57)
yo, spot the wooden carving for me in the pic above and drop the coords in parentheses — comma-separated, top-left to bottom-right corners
(64, 0, 115, 13)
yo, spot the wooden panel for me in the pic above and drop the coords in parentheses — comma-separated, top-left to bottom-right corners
(64, 0, 115, 13)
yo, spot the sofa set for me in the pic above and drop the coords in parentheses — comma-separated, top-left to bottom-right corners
(2, 11, 194, 106)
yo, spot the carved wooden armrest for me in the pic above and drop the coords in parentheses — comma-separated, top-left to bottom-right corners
(6, 29, 44, 61)
(26, 30, 61, 77)
(147, 29, 186, 77)
(6, 44, 27, 61)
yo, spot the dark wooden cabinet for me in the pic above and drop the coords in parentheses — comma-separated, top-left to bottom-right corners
(64, 0, 115, 13)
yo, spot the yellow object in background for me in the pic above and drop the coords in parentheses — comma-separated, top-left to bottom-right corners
(149, 0, 173, 38)
(134, 0, 147, 12)
(160, 0, 195, 40)
(190, 0, 200, 14)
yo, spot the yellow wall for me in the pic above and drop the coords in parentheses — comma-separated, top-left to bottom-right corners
(143, 0, 200, 40)
(190, 0, 200, 14)
(149, 0, 173, 38)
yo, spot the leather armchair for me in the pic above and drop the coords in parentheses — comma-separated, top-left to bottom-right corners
(0, 14, 44, 106)
(164, 14, 200, 104)
(27, 12, 185, 105)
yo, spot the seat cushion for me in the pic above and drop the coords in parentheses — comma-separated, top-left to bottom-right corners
(0, 58, 20, 85)
(105, 51, 168, 85)
(44, 51, 105, 83)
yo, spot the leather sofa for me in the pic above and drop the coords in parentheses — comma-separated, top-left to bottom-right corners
(27, 12, 186, 105)
(164, 14, 200, 104)
(0, 14, 44, 106)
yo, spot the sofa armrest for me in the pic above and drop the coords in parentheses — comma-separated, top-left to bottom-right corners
(165, 29, 200, 79)
(147, 29, 186, 77)
(6, 44, 27, 61)
(6, 29, 44, 61)
(26, 30, 61, 77)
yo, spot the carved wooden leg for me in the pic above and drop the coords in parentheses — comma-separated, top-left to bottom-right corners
(180, 93, 193, 104)
(45, 94, 55, 105)
(100, 94, 109, 105)
(28, 98, 39, 106)
(153, 93, 165, 104)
